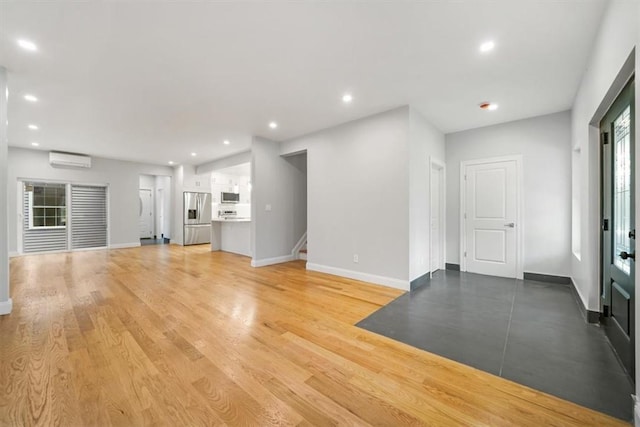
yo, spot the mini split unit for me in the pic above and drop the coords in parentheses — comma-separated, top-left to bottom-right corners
(49, 151, 92, 168)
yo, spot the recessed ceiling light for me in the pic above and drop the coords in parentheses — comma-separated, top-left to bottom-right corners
(223, 140, 230, 145)
(24, 94, 38, 102)
(31, 142, 39, 147)
(191, 152, 197, 157)
(269, 122, 278, 129)
(479, 102, 499, 111)
(168, 161, 175, 165)
(28, 124, 38, 130)
(342, 93, 353, 103)
(480, 40, 495, 53)
(17, 39, 37, 52)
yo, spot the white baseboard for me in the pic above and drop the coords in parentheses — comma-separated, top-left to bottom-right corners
(9, 252, 19, 258)
(299, 252, 307, 261)
(0, 298, 13, 315)
(109, 242, 142, 250)
(71, 246, 109, 253)
(251, 254, 295, 267)
(306, 263, 409, 291)
(634, 395, 640, 426)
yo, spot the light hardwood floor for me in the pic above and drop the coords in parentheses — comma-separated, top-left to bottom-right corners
(0, 245, 629, 426)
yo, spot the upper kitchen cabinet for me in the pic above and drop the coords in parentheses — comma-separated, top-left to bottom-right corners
(211, 162, 251, 204)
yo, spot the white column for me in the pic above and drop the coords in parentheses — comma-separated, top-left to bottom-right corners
(0, 66, 12, 315)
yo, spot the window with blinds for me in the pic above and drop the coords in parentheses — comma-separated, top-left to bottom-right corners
(23, 182, 68, 253)
(70, 185, 108, 250)
(22, 181, 108, 253)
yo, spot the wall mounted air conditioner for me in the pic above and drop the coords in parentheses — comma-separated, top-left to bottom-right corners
(49, 152, 92, 168)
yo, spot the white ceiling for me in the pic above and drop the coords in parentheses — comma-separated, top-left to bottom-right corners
(0, 1, 607, 166)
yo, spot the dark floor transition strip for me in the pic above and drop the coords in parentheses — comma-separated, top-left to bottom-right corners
(356, 270, 634, 421)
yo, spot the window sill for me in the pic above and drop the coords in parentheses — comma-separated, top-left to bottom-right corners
(29, 226, 67, 230)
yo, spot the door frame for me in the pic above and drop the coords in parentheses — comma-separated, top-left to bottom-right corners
(459, 155, 524, 279)
(157, 188, 164, 238)
(599, 76, 635, 379)
(429, 157, 446, 275)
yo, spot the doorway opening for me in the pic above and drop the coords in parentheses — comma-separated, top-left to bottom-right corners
(139, 174, 172, 245)
(430, 158, 445, 274)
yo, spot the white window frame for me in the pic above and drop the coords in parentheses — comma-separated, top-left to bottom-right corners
(27, 184, 67, 230)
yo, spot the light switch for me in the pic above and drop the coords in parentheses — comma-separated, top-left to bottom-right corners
(265, 204, 272, 212)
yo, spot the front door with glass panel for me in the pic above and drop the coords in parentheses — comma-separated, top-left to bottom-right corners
(601, 77, 635, 379)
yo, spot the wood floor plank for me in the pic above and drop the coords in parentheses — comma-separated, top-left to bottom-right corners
(0, 245, 630, 426)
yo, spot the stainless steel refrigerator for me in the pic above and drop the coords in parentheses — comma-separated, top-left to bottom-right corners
(183, 192, 212, 245)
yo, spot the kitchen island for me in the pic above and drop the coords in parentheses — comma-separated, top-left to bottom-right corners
(211, 218, 252, 257)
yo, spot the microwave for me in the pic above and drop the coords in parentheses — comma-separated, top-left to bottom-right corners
(221, 192, 240, 203)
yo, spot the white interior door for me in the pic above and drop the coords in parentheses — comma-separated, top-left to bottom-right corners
(431, 166, 441, 272)
(139, 189, 153, 239)
(463, 159, 518, 278)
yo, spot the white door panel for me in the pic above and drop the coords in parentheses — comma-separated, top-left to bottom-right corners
(464, 160, 518, 278)
(474, 169, 506, 218)
(473, 229, 506, 262)
(139, 189, 153, 239)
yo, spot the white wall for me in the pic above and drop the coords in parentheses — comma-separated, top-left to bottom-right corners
(571, 0, 638, 314)
(7, 147, 173, 252)
(0, 67, 10, 314)
(251, 137, 307, 263)
(139, 174, 155, 189)
(280, 107, 410, 289)
(197, 150, 251, 175)
(446, 111, 572, 277)
(409, 107, 446, 281)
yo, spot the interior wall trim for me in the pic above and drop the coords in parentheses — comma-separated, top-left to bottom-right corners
(570, 278, 600, 324)
(0, 298, 13, 315)
(523, 272, 571, 285)
(306, 262, 409, 291)
(251, 254, 295, 268)
(109, 242, 142, 250)
(445, 263, 460, 271)
(410, 272, 431, 291)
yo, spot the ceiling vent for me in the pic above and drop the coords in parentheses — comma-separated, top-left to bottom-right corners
(49, 152, 92, 168)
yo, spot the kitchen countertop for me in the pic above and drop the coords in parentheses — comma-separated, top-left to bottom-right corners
(212, 218, 251, 223)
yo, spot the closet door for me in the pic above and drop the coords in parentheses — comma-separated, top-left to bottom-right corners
(71, 185, 108, 250)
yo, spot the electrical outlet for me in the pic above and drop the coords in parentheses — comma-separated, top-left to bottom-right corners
(265, 204, 272, 212)
(353, 254, 359, 263)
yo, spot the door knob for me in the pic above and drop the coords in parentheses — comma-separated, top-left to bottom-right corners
(504, 223, 515, 228)
(620, 251, 635, 260)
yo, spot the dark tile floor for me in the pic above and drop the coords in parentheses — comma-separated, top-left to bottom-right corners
(356, 270, 634, 421)
(140, 237, 170, 246)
